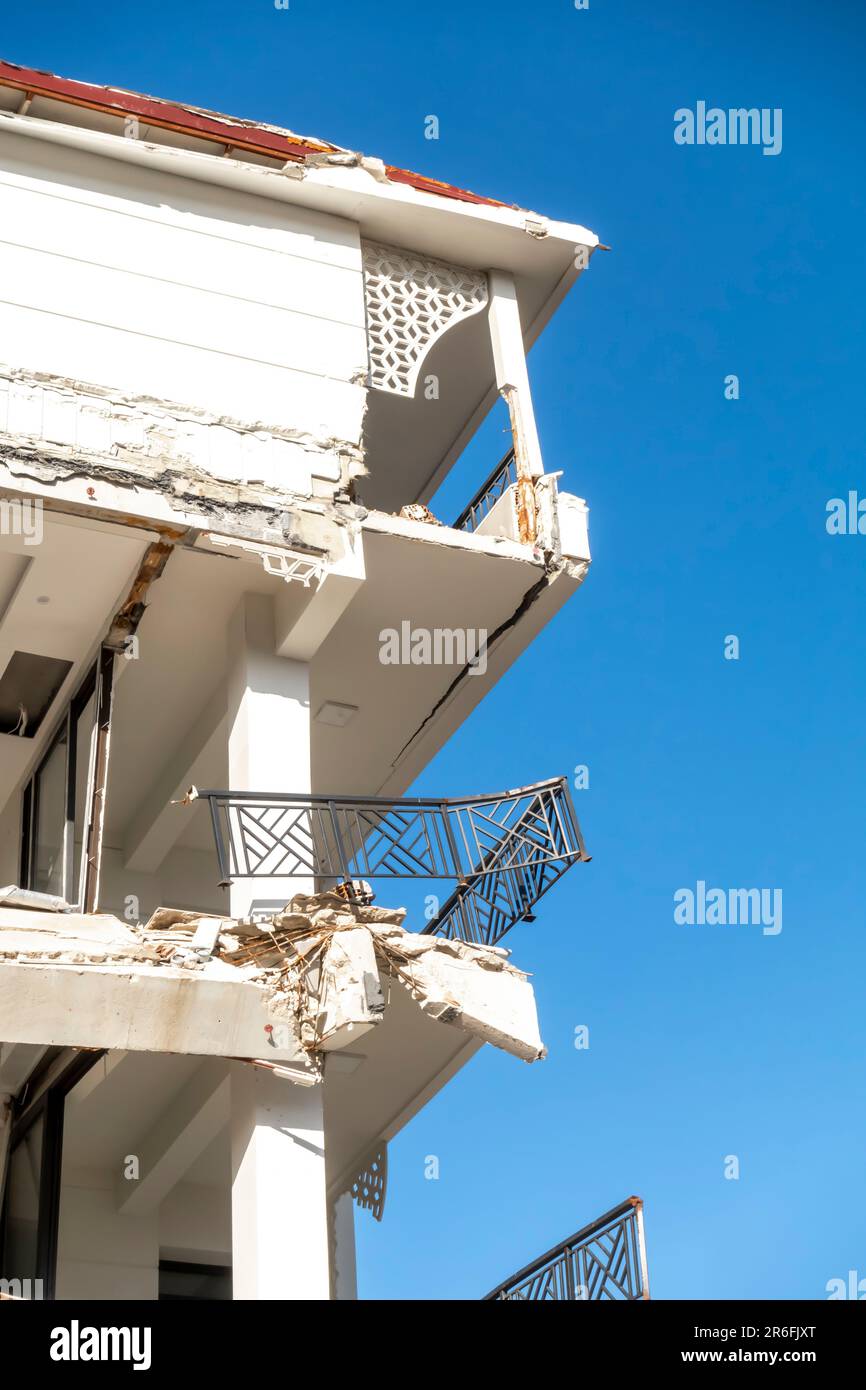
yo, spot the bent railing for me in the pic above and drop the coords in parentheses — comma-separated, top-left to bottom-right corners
(191, 776, 587, 946)
(483, 1198, 650, 1301)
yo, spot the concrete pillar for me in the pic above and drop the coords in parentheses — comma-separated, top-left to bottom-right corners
(230, 1063, 329, 1300)
(331, 1190, 358, 1300)
(226, 592, 313, 918)
(487, 269, 544, 478)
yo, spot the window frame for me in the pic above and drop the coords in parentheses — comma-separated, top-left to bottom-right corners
(0, 1050, 104, 1300)
(18, 647, 112, 910)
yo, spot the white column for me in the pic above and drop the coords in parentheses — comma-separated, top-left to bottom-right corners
(230, 1063, 330, 1300)
(331, 1190, 358, 1300)
(487, 269, 544, 478)
(226, 592, 313, 918)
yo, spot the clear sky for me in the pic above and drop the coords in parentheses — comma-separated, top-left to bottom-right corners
(4, 0, 865, 1300)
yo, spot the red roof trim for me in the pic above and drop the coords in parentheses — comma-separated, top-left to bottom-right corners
(0, 59, 507, 209)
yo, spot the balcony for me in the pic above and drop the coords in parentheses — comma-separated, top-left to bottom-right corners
(191, 776, 588, 945)
(484, 1198, 650, 1301)
(452, 447, 518, 535)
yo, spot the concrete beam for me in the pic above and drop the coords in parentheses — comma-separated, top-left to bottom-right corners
(0, 961, 313, 1071)
(274, 534, 365, 663)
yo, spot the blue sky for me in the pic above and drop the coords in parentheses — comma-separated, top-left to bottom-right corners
(5, 0, 865, 1299)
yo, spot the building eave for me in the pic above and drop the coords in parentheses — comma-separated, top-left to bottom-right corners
(0, 59, 600, 323)
(0, 57, 510, 209)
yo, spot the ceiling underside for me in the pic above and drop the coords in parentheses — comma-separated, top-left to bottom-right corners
(359, 311, 496, 514)
(59, 977, 479, 1199)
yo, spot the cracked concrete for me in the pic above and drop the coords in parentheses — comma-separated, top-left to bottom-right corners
(0, 366, 364, 503)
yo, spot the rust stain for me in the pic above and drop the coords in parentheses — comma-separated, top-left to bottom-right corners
(502, 385, 538, 546)
(104, 538, 174, 650)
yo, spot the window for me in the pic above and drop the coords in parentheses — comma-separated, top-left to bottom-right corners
(32, 725, 69, 897)
(2, 1114, 45, 1287)
(19, 648, 113, 909)
(0, 1052, 102, 1300)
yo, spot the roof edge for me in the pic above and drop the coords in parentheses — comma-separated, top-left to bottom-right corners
(0, 58, 511, 210)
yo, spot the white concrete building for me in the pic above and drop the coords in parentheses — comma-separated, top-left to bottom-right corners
(0, 60, 644, 1302)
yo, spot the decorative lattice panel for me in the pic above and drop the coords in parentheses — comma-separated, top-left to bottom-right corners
(361, 240, 488, 396)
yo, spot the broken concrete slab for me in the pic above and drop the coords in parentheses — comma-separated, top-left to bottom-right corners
(367, 924, 545, 1063)
(0, 906, 161, 963)
(0, 889, 545, 1070)
(314, 926, 385, 1051)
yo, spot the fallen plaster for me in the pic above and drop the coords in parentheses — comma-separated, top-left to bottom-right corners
(0, 890, 545, 1074)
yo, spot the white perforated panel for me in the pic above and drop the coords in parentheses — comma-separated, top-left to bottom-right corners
(362, 240, 488, 397)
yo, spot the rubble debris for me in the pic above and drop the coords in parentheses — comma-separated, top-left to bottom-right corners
(0, 886, 69, 912)
(398, 503, 442, 526)
(0, 891, 545, 1065)
(0, 906, 162, 963)
(334, 879, 375, 907)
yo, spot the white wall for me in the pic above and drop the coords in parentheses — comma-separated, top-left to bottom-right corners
(0, 129, 367, 452)
(96, 844, 227, 924)
(158, 1181, 230, 1265)
(56, 1167, 158, 1301)
(56, 1169, 230, 1300)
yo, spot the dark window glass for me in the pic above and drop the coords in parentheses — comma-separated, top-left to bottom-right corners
(158, 1260, 232, 1301)
(33, 728, 67, 897)
(1, 1116, 45, 1290)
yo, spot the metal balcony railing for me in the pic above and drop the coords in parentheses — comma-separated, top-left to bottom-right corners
(192, 776, 588, 946)
(483, 1198, 650, 1301)
(452, 447, 517, 534)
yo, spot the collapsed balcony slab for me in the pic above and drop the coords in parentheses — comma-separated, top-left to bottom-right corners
(0, 890, 544, 1071)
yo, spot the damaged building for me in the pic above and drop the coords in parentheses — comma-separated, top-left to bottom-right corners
(0, 59, 648, 1301)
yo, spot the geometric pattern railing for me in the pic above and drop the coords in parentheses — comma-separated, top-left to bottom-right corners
(453, 446, 517, 534)
(424, 779, 587, 946)
(483, 1198, 650, 1301)
(192, 777, 588, 946)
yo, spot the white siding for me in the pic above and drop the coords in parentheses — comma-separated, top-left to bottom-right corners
(0, 131, 367, 443)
